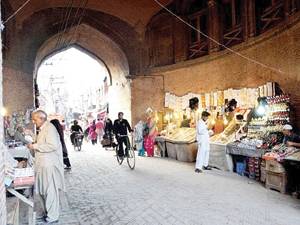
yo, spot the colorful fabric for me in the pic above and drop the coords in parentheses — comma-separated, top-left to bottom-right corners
(138, 147, 145, 156)
(147, 117, 158, 139)
(89, 124, 97, 140)
(143, 117, 157, 157)
(144, 136, 154, 157)
(96, 121, 104, 130)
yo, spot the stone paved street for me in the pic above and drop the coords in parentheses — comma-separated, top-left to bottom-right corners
(14, 142, 300, 225)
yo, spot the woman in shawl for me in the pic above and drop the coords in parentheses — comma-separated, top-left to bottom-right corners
(143, 108, 158, 157)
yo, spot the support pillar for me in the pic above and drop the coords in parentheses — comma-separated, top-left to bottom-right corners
(0, 4, 7, 225)
(246, 0, 256, 38)
(208, 0, 220, 53)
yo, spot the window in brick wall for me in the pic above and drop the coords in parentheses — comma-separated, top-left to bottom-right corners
(147, 14, 174, 67)
(256, 0, 285, 34)
(287, 0, 300, 15)
(221, 0, 244, 47)
(188, 2, 209, 59)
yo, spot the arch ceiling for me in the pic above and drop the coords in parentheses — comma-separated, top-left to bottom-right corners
(5, 0, 172, 32)
(3, 6, 148, 75)
(2, 0, 173, 76)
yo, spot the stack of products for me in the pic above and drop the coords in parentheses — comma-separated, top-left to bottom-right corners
(260, 160, 266, 183)
(261, 132, 284, 149)
(247, 95, 290, 140)
(266, 95, 290, 127)
(210, 109, 250, 145)
(247, 118, 266, 139)
(248, 157, 261, 180)
(237, 138, 263, 150)
(13, 168, 34, 187)
(164, 128, 196, 143)
(263, 144, 298, 162)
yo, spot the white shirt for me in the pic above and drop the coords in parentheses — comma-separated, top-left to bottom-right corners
(196, 119, 209, 142)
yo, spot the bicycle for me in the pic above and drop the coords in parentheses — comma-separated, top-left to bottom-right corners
(73, 132, 84, 151)
(115, 134, 135, 169)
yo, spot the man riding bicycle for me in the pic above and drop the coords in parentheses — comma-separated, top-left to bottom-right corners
(70, 120, 83, 145)
(113, 112, 133, 158)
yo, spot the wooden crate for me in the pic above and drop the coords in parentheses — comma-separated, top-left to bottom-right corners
(265, 171, 286, 194)
(266, 160, 285, 173)
(260, 166, 266, 183)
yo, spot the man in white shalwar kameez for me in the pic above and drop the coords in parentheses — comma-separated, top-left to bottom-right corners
(27, 110, 65, 224)
(195, 111, 212, 173)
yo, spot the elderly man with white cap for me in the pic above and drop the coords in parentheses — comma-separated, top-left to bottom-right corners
(282, 124, 300, 148)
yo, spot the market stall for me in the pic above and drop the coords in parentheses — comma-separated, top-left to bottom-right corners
(223, 94, 291, 176)
(156, 128, 197, 162)
(160, 82, 277, 167)
(5, 148, 35, 225)
(157, 82, 299, 196)
(3, 112, 36, 225)
(6, 142, 34, 166)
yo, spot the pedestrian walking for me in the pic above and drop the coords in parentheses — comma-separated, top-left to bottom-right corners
(50, 119, 72, 170)
(89, 120, 98, 145)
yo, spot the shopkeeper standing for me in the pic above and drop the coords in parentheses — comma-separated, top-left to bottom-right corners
(282, 124, 300, 148)
(195, 111, 213, 173)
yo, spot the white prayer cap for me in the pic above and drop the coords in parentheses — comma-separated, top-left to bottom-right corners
(283, 124, 293, 130)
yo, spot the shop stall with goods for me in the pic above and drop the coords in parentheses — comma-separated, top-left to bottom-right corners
(155, 82, 276, 163)
(3, 108, 36, 224)
(154, 82, 300, 198)
(4, 141, 35, 225)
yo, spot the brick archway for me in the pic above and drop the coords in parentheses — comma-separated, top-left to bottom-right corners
(33, 23, 132, 122)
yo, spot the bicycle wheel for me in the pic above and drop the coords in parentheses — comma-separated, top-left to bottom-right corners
(115, 145, 124, 165)
(127, 147, 135, 170)
(74, 139, 80, 151)
(74, 140, 77, 151)
(77, 143, 81, 151)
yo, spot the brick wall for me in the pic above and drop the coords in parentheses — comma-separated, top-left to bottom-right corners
(132, 20, 300, 128)
(131, 76, 164, 124)
(3, 66, 33, 115)
(0, 7, 7, 225)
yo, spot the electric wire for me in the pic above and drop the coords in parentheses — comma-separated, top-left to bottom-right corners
(62, 0, 88, 48)
(2, 0, 31, 25)
(56, 0, 74, 48)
